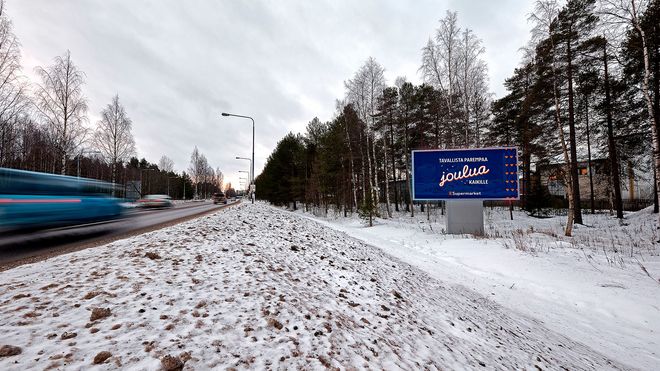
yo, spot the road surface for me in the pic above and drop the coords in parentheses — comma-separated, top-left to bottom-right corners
(0, 200, 236, 270)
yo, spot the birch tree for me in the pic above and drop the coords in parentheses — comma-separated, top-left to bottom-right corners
(345, 58, 385, 210)
(158, 155, 175, 173)
(0, 0, 28, 167)
(33, 50, 88, 174)
(364, 58, 386, 210)
(93, 94, 135, 192)
(421, 11, 491, 148)
(203, 161, 213, 198)
(420, 11, 461, 146)
(457, 28, 486, 145)
(600, 0, 660, 219)
(344, 71, 368, 202)
(188, 146, 202, 198)
(423, 11, 461, 99)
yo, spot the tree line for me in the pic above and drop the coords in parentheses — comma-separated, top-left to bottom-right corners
(0, 1, 225, 199)
(257, 0, 660, 235)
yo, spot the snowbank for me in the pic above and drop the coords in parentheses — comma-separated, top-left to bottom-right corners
(298, 205, 660, 370)
(0, 203, 629, 370)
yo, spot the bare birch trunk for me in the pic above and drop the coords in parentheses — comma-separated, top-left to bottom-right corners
(371, 131, 380, 212)
(61, 114, 67, 175)
(111, 160, 116, 197)
(549, 28, 575, 236)
(390, 121, 399, 212)
(366, 131, 375, 211)
(358, 130, 366, 202)
(631, 7, 660, 224)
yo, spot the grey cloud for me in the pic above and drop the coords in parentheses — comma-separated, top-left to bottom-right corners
(11, 0, 530, 186)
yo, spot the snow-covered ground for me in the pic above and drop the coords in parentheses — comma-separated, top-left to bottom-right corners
(297, 204, 660, 370)
(0, 203, 631, 370)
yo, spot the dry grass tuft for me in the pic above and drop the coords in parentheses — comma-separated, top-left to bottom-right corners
(93, 351, 112, 364)
(90, 307, 112, 321)
(160, 354, 184, 371)
(0, 345, 22, 357)
(145, 252, 161, 260)
(267, 318, 283, 330)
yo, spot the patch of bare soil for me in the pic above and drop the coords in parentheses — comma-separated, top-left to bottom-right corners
(90, 307, 111, 321)
(93, 351, 112, 364)
(0, 345, 21, 357)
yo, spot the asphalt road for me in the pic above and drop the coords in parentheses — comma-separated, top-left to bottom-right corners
(0, 200, 236, 270)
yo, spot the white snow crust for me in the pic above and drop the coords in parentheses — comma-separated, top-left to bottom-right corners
(0, 203, 637, 370)
(299, 205, 660, 370)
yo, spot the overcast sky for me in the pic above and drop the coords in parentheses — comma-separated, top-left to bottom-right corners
(11, 0, 533, 188)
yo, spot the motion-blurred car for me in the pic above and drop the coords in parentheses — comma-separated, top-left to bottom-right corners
(0, 167, 125, 232)
(212, 192, 227, 204)
(137, 194, 173, 208)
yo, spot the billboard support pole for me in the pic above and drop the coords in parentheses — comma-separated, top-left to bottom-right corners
(446, 200, 484, 236)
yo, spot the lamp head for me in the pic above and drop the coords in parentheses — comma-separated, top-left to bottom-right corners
(221, 112, 230, 116)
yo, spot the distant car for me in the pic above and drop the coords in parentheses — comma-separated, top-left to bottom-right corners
(212, 192, 227, 204)
(137, 194, 173, 208)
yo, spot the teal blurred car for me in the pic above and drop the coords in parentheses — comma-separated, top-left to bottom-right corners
(0, 167, 124, 231)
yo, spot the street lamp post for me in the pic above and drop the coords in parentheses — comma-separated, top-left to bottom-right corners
(222, 113, 255, 203)
(236, 156, 252, 184)
(239, 170, 250, 191)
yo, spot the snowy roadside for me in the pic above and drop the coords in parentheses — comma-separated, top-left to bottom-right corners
(297, 205, 660, 370)
(1, 203, 628, 370)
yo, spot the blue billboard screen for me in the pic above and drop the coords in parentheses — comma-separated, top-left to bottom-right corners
(412, 147, 519, 200)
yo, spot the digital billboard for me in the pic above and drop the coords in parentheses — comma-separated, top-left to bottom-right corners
(412, 147, 519, 200)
